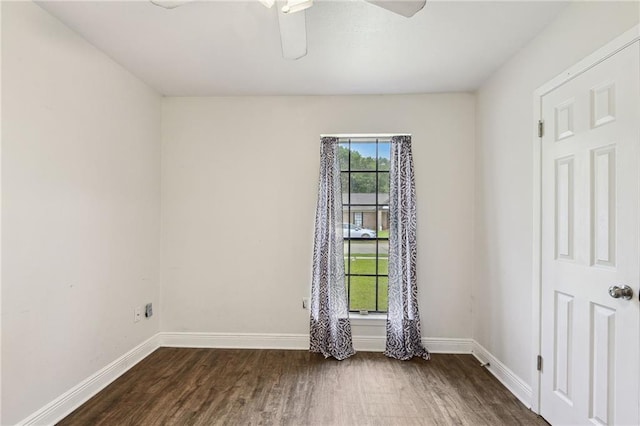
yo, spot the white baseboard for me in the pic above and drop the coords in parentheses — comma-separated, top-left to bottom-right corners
(354, 336, 474, 353)
(159, 332, 473, 355)
(425, 337, 474, 354)
(159, 332, 310, 350)
(17, 334, 160, 426)
(471, 341, 532, 409)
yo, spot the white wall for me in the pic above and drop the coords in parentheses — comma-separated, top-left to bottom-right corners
(9, 0, 634, 421)
(161, 95, 475, 340)
(1, 2, 161, 424)
(474, 1, 639, 389)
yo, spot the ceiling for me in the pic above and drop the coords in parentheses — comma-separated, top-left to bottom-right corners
(36, 0, 569, 96)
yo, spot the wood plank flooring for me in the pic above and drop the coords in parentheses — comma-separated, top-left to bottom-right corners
(58, 348, 547, 426)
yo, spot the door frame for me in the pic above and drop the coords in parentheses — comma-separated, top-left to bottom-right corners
(531, 24, 640, 415)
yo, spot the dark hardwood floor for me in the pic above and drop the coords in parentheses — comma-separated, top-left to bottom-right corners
(58, 348, 547, 425)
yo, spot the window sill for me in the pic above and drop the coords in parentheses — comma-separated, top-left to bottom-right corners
(349, 313, 387, 326)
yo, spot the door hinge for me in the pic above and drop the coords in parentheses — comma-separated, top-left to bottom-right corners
(537, 355, 543, 371)
(538, 120, 544, 138)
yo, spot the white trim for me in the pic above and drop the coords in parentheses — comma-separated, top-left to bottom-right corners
(472, 341, 532, 409)
(158, 331, 473, 354)
(349, 313, 387, 325)
(17, 334, 161, 426)
(320, 133, 410, 138)
(351, 336, 473, 353)
(536, 25, 640, 98)
(425, 337, 474, 354)
(353, 336, 473, 354)
(531, 24, 640, 415)
(531, 88, 543, 414)
(159, 332, 310, 350)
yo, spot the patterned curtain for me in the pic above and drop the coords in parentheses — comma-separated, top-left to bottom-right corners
(309, 137, 355, 360)
(385, 135, 430, 360)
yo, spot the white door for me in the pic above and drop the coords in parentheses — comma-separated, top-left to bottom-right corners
(540, 42, 640, 425)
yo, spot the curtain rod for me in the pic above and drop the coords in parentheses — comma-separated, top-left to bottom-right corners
(320, 133, 410, 138)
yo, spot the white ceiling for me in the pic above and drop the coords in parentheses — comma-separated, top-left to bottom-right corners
(36, 0, 569, 96)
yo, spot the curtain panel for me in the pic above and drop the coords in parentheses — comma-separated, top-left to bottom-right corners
(385, 135, 430, 360)
(309, 137, 355, 360)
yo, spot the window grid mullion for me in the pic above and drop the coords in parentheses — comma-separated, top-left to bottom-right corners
(346, 139, 351, 306)
(374, 138, 379, 312)
(341, 137, 388, 314)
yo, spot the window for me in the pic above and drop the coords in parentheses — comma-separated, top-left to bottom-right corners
(353, 212, 363, 227)
(339, 137, 390, 313)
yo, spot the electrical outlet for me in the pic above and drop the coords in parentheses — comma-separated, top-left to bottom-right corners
(134, 306, 142, 323)
(302, 297, 309, 310)
(145, 303, 153, 318)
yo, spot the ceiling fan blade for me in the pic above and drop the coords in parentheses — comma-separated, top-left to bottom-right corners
(276, 3, 307, 60)
(150, 0, 195, 9)
(364, 0, 426, 18)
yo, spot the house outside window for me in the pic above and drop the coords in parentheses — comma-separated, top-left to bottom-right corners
(339, 137, 390, 313)
(353, 212, 363, 228)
